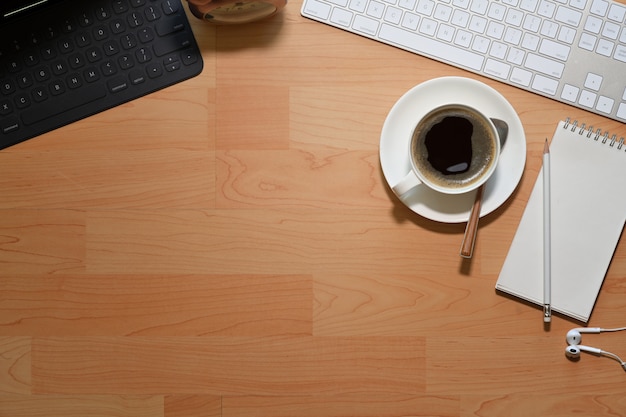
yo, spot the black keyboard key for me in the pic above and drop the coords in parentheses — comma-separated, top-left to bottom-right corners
(153, 33, 191, 57)
(22, 84, 106, 125)
(156, 16, 185, 36)
(108, 76, 128, 93)
(2, 118, 20, 134)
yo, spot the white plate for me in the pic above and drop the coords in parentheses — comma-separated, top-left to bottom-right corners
(380, 77, 526, 223)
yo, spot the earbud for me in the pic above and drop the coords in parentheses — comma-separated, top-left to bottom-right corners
(565, 327, 602, 345)
(565, 344, 602, 359)
(564, 326, 626, 371)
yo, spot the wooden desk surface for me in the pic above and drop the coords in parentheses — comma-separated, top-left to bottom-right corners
(1, 2, 626, 416)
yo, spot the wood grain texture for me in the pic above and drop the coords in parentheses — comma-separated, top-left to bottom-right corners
(1, 0, 626, 415)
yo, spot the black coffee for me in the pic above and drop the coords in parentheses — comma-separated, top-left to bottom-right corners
(411, 106, 497, 190)
(425, 116, 473, 175)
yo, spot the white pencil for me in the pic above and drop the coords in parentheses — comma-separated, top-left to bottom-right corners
(543, 139, 551, 323)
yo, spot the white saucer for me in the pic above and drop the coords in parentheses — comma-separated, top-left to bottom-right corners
(380, 77, 526, 223)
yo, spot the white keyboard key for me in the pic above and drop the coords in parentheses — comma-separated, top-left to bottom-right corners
(402, 12, 420, 30)
(505, 9, 524, 27)
(590, 0, 609, 16)
(451, 9, 470, 27)
(523, 15, 541, 32)
(384, 6, 403, 24)
(454, 29, 473, 47)
(507, 47, 525, 65)
(488, 3, 507, 20)
(558, 26, 576, 44)
(472, 35, 490, 53)
(596, 96, 614, 114)
(521, 32, 540, 51)
(434, 3, 453, 21)
(615, 44, 626, 63)
(420, 18, 438, 36)
(602, 22, 620, 40)
(570, 0, 587, 10)
(539, 38, 570, 61)
(561, 84, 579, 102)
(584, 72, 603, 91)
(416, 0, 435, 15)
(490, 41, 508, 59)
(398, 0, 416, 9)
(596, 39, 614, 56)
(349, 0, 367, 13)
(532, 74, 559, 95)
(525, 53, 565, 77)
(485, 58, 511, 79)
(537, 0, 556, 18)
(469, 0, 488, 14)
(504, 27, 522, 45)
(486, 21, 505, 39)
(469, 15, 487, 33)
(520, 0, 539, 12)
(608, 4, 626, 22)
(437, 23, 455, 41)
(510, 67, 532, 86)
(367, 1, 385, 18)
(540, 21, 559, 38)
(331, 7, 354, 26)
(578, 33, 597, 51)
(453, 0, 471, 9)
(378, 24, 485, 69)
(302, 0, 331, 19)
(579, 90, 597, 107)
(621, 28, 626, 43)
(617, 103, 626, 120)
(353, 14, 379, 35)
(555, 5, 582, 26)
(584, 15, 602, 33)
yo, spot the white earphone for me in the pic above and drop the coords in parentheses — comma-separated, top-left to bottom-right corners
(565, 327, 626, 371)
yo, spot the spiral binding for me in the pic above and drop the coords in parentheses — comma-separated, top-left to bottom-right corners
(563, 118, 625, 151)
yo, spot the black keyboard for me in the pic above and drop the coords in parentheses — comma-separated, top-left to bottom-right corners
(0, 0, 203, 150)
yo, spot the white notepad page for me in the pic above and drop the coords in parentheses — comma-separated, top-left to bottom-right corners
(496, 120, 626, 322)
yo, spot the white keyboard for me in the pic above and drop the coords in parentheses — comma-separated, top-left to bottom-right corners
(301, 0, 626, 122)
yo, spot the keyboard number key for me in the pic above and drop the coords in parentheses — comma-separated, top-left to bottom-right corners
(617, 103, 626, 121)
(584, 72, 602, 91)
(560, 84, 579, 102)
(596, 96, 614, 114)
(578, 90, 597, 108)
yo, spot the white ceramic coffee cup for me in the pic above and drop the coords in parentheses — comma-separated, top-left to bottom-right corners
(392, 104, 501, 196)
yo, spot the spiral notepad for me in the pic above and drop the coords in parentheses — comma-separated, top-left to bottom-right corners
(496, 119, 626, 322)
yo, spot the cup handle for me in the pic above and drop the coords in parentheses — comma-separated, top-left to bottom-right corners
(392, 171, 423, 195)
